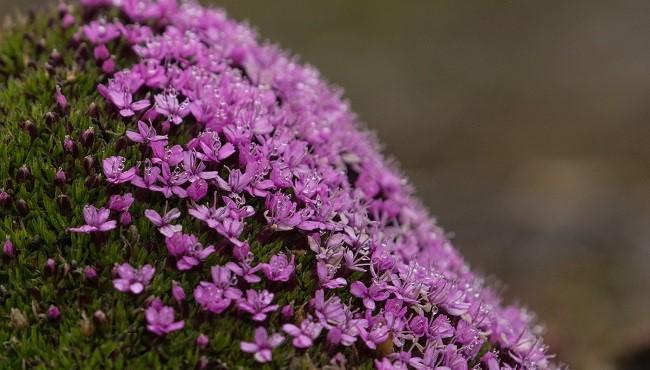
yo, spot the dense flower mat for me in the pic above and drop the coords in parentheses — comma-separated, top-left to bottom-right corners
(0, 1, 560, 369)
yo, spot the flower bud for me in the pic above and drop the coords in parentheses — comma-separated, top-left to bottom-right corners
(84, 266, 98, 280)
(87, 102, 99, 119)
(93, 309, 107, 324)
(196, 334, 209, 349)
(45, 111, 57, 126)
(57, 194, 71, 211)
(80, 127, 95, 148)
(21, 120, 37, 139)
(63, 135, 77, 155)
(16, 199, 29, 216)
(119, 211, 132, 226)
(55, 85, 68, 112)
(93, 45, 109, 61)
(101, 58, 115, 75)
(62, 13, 75, 29)
(45, 258, 56, 272)
(171, 280, 185, 303)
(82, 155, 94, 174)
(281, 304, 294, 320)
(49, 49, 62, 66)
(0, 190, 11, 209)
(54, 168, 67, 185)
(17, 164, 31, 182)
(3, 237, 14, 258)
(10, 308, 28, 329)
(74, 42, 89, 61)
(47, 305, 61, 320)
(85, 174, 101, 189)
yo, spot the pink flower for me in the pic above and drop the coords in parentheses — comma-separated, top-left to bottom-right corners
(196, 334, 209, 348)
(349, 281, 390, 311)
(3, 237, 14, 257)
(282, 319, 323, 349)
(154, 91, 189, 125)
(102, 156, 137, 184)
(193, 266, 242, 314)
(145, 298, 184, 336)
(107, 193, 134, 213)
(259, 253, 295, 282)
(112, 263, 155, 294)
(144, 208, 182, 237)
(55, 85, 68, 111)
(98, 83, 149, 117)
(237, 289, 279, 322)
(125, 120, 167, 145)
(83, 19, 121, 44)
(165, 232, 215, 270)
(240, 327, 284, 363)
(68, 205, 117, 233)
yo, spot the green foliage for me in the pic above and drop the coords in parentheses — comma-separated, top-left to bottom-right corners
(0, 7, 375, 369)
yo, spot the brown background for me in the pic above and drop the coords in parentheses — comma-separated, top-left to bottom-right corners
(3, 1, 650, 369)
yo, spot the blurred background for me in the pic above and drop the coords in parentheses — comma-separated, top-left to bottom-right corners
(3, 1, 650, 368)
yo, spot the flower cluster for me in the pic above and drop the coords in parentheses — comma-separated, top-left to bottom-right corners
(59, 0, 559, 368)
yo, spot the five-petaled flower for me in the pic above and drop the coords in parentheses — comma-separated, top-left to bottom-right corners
(68, 205, 117, 233)
(240, 327, 284, 363)
(145, 298, 184, 336)
(112, 263, 155, 294)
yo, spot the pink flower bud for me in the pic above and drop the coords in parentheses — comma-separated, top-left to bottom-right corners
(119, 211, 132, 226)
(3, 237, 14, 258)
(196, 334, 209, 348)
(84, 266, 98, 280)
(45, 258, 56, 272)
(281, 304, 293, 320)
(47, 305, 61, 320)
(55, 85, 68, 112)
(93, 44, 109, 61)
(55, 169, 67, 185)
(171, 280, 185, 303)
(102, 58, 115, 74)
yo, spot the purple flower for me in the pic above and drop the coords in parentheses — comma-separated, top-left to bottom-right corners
(240, 327, 284, 363)
(102, 156, 137, 184)
(226, 257, 261, 284)
(45, 258, 56, 272)
(107, 193, 134, 213)
(47, 305, 61, 320)
(193, 266, 242, 314)
(98, 83, 149, 117)
(125, 120, 168, 144)
(186, 178, 208, 201)
(263, 193, 304, 231)
(154, 91, 189, 125)
(165, 232, 215, 270)
(83, 19, 121, 44)
(145, 298, 184, 336)
(282, 319, 323, 348)
(349, 281, 390, 311)
(171, 280, 186, 303)
(68, 205, 117, 233)
(316, 261, 346, 290)
(112, 263, 155, 294)
(259, 253, 295, 282)
(144, 208, 182, 237)
(237, 289, 279, 322)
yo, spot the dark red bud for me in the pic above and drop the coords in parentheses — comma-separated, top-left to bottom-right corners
(17, 165, 30, 182)
(0, 190, 11, 209)
(16, 199, 29, 216)
(87, 103, 99, 119)
(81, 127, 95, 148)
(44, 111, 57, 126)
(49, 49, 62, 66)
(57, 194, 71, 211)
(21, 120, 37, 139)
(82, 155, 94, 174)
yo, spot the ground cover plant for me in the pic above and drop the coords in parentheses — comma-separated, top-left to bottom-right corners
(0, 1, 561, 368)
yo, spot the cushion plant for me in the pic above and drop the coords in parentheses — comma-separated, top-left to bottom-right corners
(0, 1, 561, 369)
